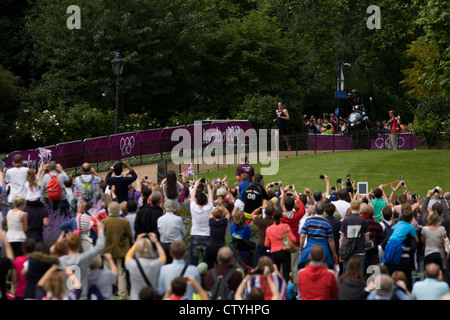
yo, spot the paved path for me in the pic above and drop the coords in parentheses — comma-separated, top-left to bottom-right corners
(96, 162, 159, 184)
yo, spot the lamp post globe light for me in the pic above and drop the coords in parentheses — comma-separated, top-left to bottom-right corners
(111, 50, 125, 134)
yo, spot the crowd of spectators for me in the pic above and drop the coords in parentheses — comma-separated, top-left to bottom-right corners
(304, 113, 412, 136)
(0, 153, 449, 301)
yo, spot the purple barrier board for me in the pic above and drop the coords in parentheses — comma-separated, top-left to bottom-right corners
(307, 134, 351, 151)
(307, 133, 421, 151)
(370, 133, 421, 150)
(1, 120, 254, 170)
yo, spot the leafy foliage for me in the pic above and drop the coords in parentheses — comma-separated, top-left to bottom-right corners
(411, 95, 450, 147)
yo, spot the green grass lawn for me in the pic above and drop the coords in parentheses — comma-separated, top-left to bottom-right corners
(197, 150, 450, 197)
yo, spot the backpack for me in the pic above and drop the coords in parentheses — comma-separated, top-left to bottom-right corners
(80, 175, 95, 202)
(47, 173, 63, 201)
(209, 267, 236, 300)
(88, 270, 105, 300)
(381, 220, 391, 240)
(338, 226, 362, 261)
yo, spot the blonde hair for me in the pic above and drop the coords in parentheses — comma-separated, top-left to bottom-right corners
(428, 211, 439, 226)
(268, 197, 279, 207)
(350, 200, 360, 212)
(44, 270, 66, 300)
(13, 196, 26, 208)
(136, 238, 154, 258)
(152, 185, 162, 193)
(120, 201, 128, 217)
(232, 211, 246, 226)
(101, 193, 112, 210)
(212, 206, 225, 219)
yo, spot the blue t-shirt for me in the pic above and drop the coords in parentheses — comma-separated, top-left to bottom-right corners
(286, 282, 296, 300)
(239, 181, 251, 195)
(230, 223, 252, 255)
(389, 221, 417, 241)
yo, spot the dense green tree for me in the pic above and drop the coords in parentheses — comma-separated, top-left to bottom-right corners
(0, 65, 22, 151)
(1, 0, 449, 152)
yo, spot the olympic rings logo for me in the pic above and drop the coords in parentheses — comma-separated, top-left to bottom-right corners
(374, 136, 405, 149)
(120, 136, 135, 155)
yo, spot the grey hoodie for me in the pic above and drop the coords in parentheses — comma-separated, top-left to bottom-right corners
(58, 232, 105, 300)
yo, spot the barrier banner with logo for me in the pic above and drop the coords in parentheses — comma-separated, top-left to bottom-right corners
(1, 120, 253, 170)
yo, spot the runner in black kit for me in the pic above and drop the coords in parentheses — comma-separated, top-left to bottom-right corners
(273, 100, 291, 151)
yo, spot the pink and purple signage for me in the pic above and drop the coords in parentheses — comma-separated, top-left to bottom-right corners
(1, 120, 254, 170)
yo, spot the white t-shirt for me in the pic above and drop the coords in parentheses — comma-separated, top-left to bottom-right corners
(331, 200, 351, 219)
(163, 183, 184, 201)
(25, 181, 41, 201)
(190, 201, 214, 237)
(5, 166, 29, 203)
(234, 198, 245, 212)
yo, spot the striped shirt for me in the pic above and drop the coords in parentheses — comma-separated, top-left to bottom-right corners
(300, 216, 334, 240)
(76, 212, 93, 240)
(361, 215, 384, 245)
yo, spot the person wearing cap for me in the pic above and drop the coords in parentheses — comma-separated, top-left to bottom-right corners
(216, 187, 234, 214)
(385, 110, 401, 150)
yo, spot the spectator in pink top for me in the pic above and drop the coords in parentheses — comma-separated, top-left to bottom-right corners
(11, 238, 36, 300)
(265, 209, 297, 282)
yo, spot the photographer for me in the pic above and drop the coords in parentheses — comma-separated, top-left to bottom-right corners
(385, 110, 401, 150)
(234, 265, 280, 300)
(190, 178, 214, 266)
(105, 160, 138, 203)
(331, 188, 351, 220)
(307, 119, 318, 134)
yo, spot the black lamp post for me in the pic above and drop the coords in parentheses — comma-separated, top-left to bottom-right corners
(111, 50, 125, 134)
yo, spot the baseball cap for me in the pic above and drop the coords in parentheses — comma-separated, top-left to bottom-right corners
(329, 194, 338, 202)
(216, 188, 227, 197)
(389, 110, 395, 114)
